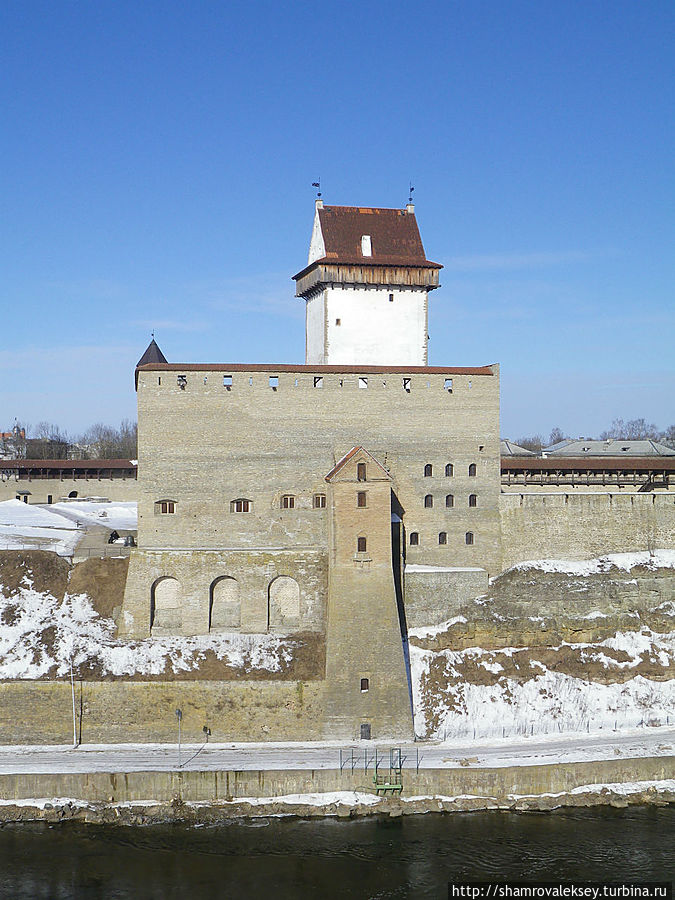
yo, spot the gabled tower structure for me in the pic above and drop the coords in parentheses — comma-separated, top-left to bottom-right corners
(293, 201, 442, 365)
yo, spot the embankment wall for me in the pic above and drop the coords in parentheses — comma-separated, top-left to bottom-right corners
(0, 756, 671, 803)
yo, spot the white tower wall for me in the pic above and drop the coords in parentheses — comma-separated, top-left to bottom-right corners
(306, 286, 428, 365)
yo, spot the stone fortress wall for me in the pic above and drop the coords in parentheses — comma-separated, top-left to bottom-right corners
(120, 364, 501, 640)
(499, 492, 675, 572)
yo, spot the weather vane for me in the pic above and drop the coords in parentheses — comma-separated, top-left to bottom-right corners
(312, 179, 321, 198)
(408, 182, 415, 204)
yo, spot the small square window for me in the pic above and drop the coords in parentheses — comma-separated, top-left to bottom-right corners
(360, 678, 369, 692)
(313, 493, 326, 508)
(314, 376, 323, 388)
(444, 378, 453, 392)
(269, 376, 279, 390)
(281, 495, 295, 509)
(223, 375, 232, 389)
(335, 318, 341, 326)
(358, 377, 368, 389)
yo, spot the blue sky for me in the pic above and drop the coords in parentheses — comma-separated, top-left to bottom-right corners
(2, 0, 673, 440)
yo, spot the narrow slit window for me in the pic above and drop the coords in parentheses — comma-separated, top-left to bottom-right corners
(357, 491, 367, 508)
(445, 494, 454, 508)
(465, 531, 474, 546)
(360, 678, 369, 692)
(357, 536, 367, 553)
(439, 531, 447, 545)
(469, 494, 477, 507)
(357, 463, 366, 482)
(388, 293, 394, 302)
(468, 463, 477, 477)
(424, 494, 433, 508)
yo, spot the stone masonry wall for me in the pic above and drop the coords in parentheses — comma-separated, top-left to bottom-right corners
(500, 493, 675, 571)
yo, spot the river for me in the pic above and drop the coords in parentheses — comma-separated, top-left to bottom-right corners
(0, 807, 672, 898)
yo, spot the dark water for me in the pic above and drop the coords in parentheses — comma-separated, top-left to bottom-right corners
(0, 808, 672, 899)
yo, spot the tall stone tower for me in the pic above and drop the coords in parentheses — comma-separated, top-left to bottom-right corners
(293, 201, 442, 365)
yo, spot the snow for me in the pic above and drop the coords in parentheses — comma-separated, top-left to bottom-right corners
(0, 585, 293, 679)
(409, 616, 467, 638)
(410, 628, 675, 741)
(0, 499, 81, 556)
(405, 565, 485, 573)
(227, 791, 382, 807)
(510, 549, 675, 576)
(51, 500, 137, 531)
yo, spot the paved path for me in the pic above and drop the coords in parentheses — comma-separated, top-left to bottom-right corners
(0, 727, 672, 774)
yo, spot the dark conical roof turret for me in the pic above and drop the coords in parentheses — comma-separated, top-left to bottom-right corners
(136, 338, 168, 368)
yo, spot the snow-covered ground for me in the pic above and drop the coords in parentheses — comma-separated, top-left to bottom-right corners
(0, 500, 82, 556)
(508, 549, 675, 577)
(0, 582, 292, 678)
(0, 726, 671, 774)
(51, 500, 136, 532)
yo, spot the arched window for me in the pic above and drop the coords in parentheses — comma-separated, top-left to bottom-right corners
(409, 532, 419, 546)
(357, 536, 367, 552)
(424, 464, 433, 477)
(438, 532, 447, 545)
(468, 463, 477, 477)
(445, 463, 453, 477)
(469, 494, 477, 507)
(209, 576, 240, 631)
(357, 491, 367, 508)
(445, 494, 454, 508)
(231, 498, 251, 512)
(268, 575, 300, 631)
(424, 494, 433, 508)
(155, 499, 176, 514)
(281, 495, 295, 509)
(465, 532, 474, 545)
(357, 462, 367, 482)
(150, 576, 182, 633)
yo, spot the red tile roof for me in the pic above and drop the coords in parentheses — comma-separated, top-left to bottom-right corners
(137, 363, 496, 375)
(293, 205, 441, 279)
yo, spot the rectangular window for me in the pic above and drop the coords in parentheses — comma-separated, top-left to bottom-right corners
(358, 377, 368, 389)
(361, 235, 372, 256)
(357, 536, 367, 552)
(223, 375, 232, 389)
(269, 375, 279, 390)
(232, 499, 250, 513)
(177, 375, 187, 390)
(335, 318, 341, 326)
(360, 723, 371, 740)
(157, 500, 176, 514)
(357, 491, 367, 507)
(314, 376, 323, 388)
(313, 493, 326, 508)
(403, 378, 411, 392)
(357, 463, 366, 481)
(388, 293, 394, 302)
(281, 495, 295, 509)
(444, 378, 453, 392)
(360, 678, 369, 692)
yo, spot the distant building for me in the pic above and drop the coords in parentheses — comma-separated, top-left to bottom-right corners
(0, 426, 26, 460)
(542, 439, 675, 457)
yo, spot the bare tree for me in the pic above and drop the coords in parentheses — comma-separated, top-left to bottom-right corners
(515, 434, 544, 452)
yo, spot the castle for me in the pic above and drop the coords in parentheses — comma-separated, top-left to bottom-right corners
(119, 200, 673, 742)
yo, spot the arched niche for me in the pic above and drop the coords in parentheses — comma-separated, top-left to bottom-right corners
(268, 575, 300, 631)
(150, 576, 182, 633)
(209, 576, 241, 631)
